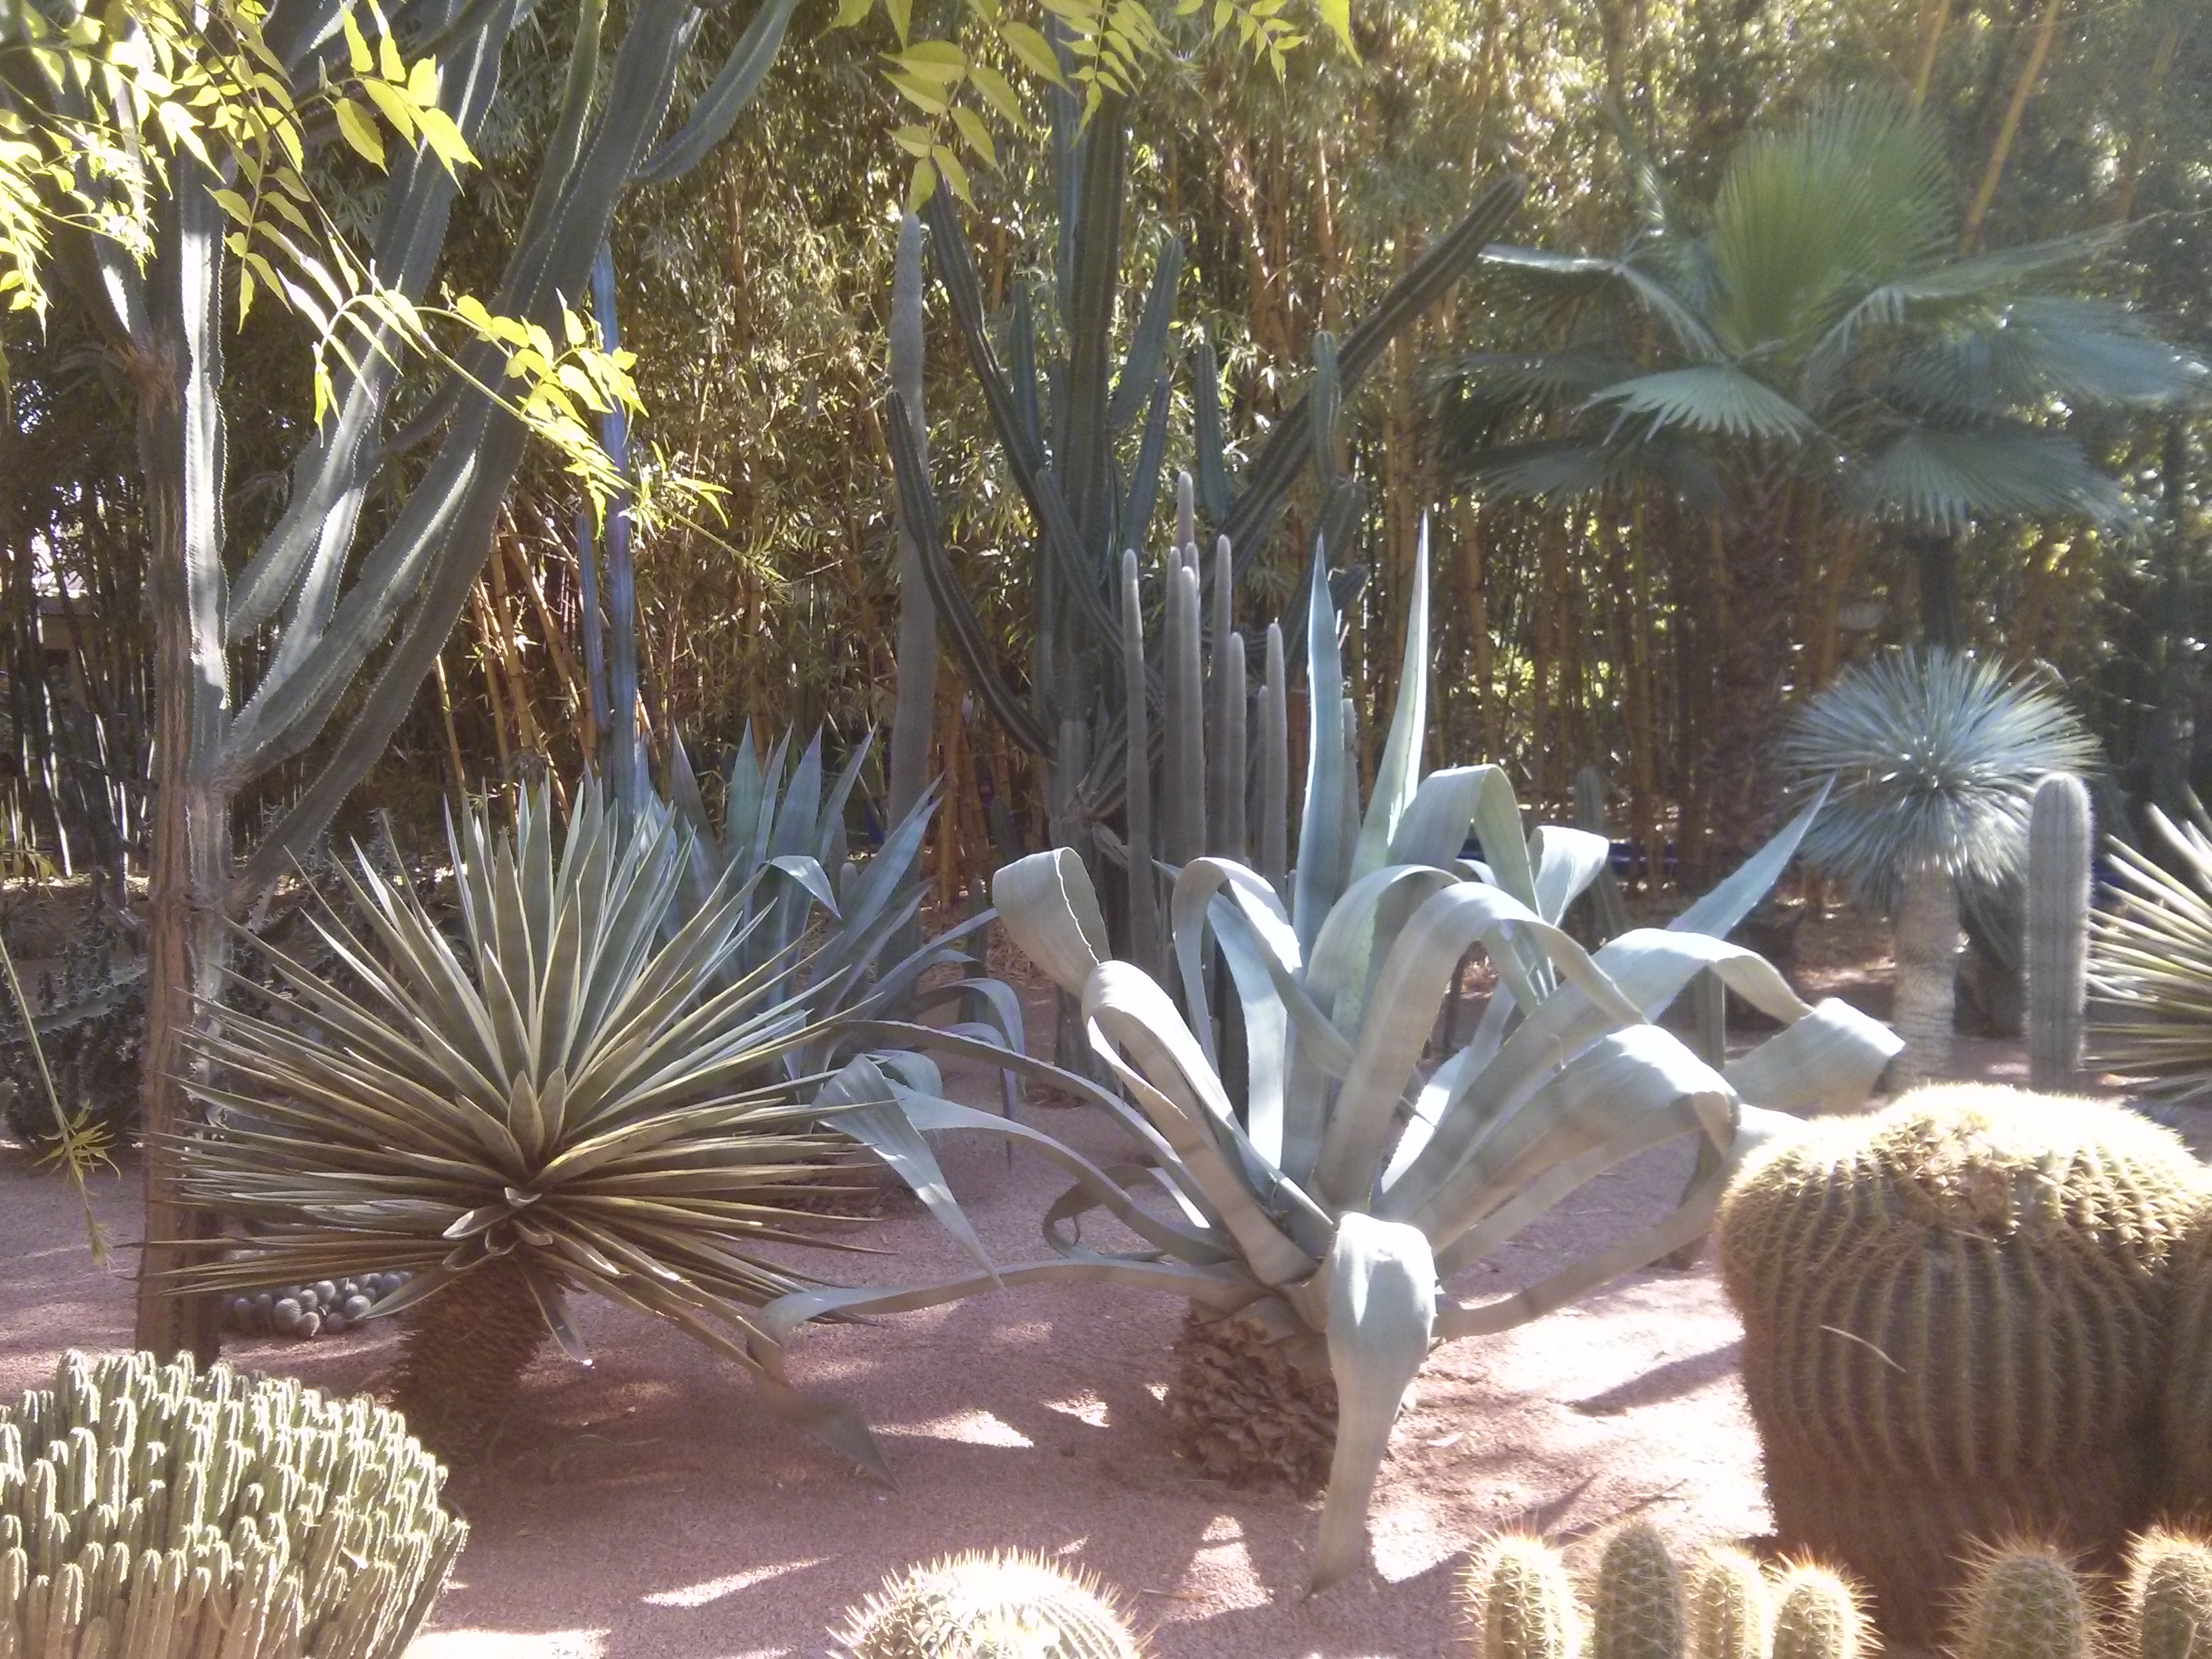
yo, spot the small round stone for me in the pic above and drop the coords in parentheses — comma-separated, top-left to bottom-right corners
(342, 1294, 373, 1320)
(311, 1279, 340, 1306)
(296, 1311, 323, 1338)
(272, 1298, 304, 1334)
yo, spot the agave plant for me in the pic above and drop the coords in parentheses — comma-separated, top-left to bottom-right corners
(2091, 801, 2212, 1101)
(170, 785, 970, 1462)
(752, 554, 1901, 1595)
(1780, 647, 2097, 1086)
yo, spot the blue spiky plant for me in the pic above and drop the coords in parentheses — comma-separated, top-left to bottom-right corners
(1781, 648, 2097, 1085)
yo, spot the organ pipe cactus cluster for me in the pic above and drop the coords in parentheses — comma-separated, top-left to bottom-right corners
(1463, 1530, 1870, 1659)
(1717, 1084, 2212, 1643)
(2025, 773, 2093, 1090)
(880, 92, 1525, 968)
(0, 1351, 465, 1659)
(751, 544, 1900, 1593)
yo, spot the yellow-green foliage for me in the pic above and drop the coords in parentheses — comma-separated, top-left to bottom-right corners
(1466, 1536, 1577, 1659)
(2128, 1532, 2212, 1659)
(0, 1349, 465, 1659)
(836, 1550, 1145, 1658)
(1716, 1084, 2209, 1642)
(1687, 1549, 1772, 1659)
(1954, 1549, 2089, 1659)
(1595, 1525, 1684, 1659)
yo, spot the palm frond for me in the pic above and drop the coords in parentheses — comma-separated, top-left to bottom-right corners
(1590, 363, 1817, 441)
(1707, 95, 1952, 354)
(1478, 244, 1720, 360)
(1448, 434, 1724, 509)
(1842, 424, 2127, 531)
(1896, 297, 2208, 414)
(1780, 647, 2100, 909)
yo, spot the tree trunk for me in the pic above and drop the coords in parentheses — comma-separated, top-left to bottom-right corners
(1890, 862, 1961, 1090)
(133, 184, 232, 1365)
(1914, 533, 1965, 651)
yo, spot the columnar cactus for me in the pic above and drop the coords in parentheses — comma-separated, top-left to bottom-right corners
(835, 1550, 1145, 1658)
(1716, 1085, 2209, 1643)
(1466, 1536, 1577, 1659)
(1767, 1566, 1867, 1659)
(0, 1350, 466, 1659)
(1954, 1548, 2090, 1659)
(1595, 1525, 1685, 1659)
(2129, 1532, 2212, 1659)
(1687, 1549, 1771, 1659)
(2026, 773, 2093, 1092)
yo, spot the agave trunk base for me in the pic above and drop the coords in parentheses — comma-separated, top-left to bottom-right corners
(389, 1256, 549, 1462)
(1166, 1305, 1337, 1496)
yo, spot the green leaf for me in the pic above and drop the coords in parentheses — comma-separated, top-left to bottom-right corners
(1349, 518, 1428, 882)
(998, 20, 1067, 84)
(333, 96, 385, 167)
(1315, 0, 1354, 54)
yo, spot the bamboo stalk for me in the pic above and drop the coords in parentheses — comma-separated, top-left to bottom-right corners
(468, 581, 514, 785)
(1909, 0, 1952, 108)
(1963, 0, 2066, 249)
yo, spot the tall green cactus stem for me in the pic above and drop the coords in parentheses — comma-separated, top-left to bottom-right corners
(836, 1549, 1147, 1658)
(2129, 1532, 2212, 1659)
(1121, 550, 1162, 976)
(2026, 773, 2092, 1092)
(1164, 560, 1206, 869)
(1209, 538, 1247, 863)
(1954, 1548, 2089, 1659)
(1767, 1568, 1866, 1659)
(1463, 1536, 1576, 1659)
(0, 1351, 465, 1659)
(886, 212, 939, 852)
(1687, 1549, 1770, 1659)
(1594, 1525, 1685, 1659)
(1257, 622, 1288, 897)
(1717, 1085, 2209, 1645)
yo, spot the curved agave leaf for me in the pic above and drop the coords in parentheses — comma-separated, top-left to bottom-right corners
(1312, 1214, 1436, 1593)
(1349, 521, 1430, 884)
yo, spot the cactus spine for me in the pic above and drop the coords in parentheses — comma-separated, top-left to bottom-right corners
(1954, 1548, 2089, 1659)
(1717, 1084, 2209, 1645)
(0, 1351, 464, 1659)
(1465, 1536, 1576, 1659)
(1767, 1568, 1866, 1659)
(1595, 1525, 1684, 1659)
(836, 1550, 1145, 1658)
(1687, 1550, 1771, 1659)
(2026, 773, 2093, 1092)
(2130, 1532, 2212, 1659)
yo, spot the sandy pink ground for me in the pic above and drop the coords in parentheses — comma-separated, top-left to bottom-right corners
(4, 1115, 1783, 1658)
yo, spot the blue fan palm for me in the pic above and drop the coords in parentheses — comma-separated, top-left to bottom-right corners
(1780, 648, 2097, 1084)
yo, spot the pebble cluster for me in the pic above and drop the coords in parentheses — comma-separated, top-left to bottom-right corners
(219, 1273, 412, 1340)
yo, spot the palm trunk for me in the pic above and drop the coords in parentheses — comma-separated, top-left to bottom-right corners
(390, 1256, 550, 1462)
(1890, 862, 1961, 1089)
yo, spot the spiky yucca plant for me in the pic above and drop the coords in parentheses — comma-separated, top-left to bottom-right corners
(173, 785, 901, 1460)
(2092, 802, 2212, 1101)
(1781, 648, 2097, 1086)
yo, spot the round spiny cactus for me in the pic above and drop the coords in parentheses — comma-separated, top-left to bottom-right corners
(1687, 1549, 1771, 1659)
(0, 1349, 465, 1659)
(2128, 1532, 2212, 1659)
(2161, 1215, 2212, 1515)
(1953, 1547, 2089, 1659)
(1593, 1524, 1684, 1659)
(1717, 1084, 2208, 1643)
(1464, 1536, 1577, 1659)
(836, 1550, 1146, 1658)
(1767, 1565, 1866, 1659)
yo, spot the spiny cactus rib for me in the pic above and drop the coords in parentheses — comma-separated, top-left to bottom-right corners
(1464, 1536, 1576, 1659)
(2129, 1531, 2212, 1659)
(1595, 1525, 1685, 1659)
(0, 1351, 464, 1659)
(1687, 1549, 1771, 1659)
(1717, 1085, 2209, 1646)
(2026, 773, 2092, 1093)
(1767, 1566, 1866, 1659)
(836, 1549, 1146, 1658)
(1954, 1547, 2089, 1659)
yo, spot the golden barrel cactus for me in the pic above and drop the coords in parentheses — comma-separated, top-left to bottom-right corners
(1717, 1085, 2209, 1643)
